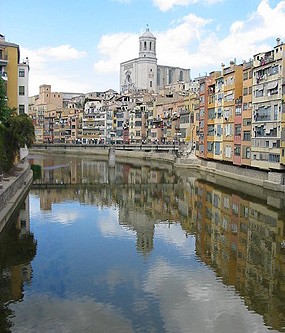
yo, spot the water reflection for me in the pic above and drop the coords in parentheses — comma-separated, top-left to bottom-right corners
(0, 196, 37, 332)
(24, 154, 285, 331)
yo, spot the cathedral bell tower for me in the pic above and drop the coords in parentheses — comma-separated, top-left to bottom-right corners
(139, 26, 157, 59)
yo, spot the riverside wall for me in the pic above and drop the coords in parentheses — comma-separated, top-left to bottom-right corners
(0, 162, 33, 233)
(176, 157, 285, 193)
(29, 146, 285, 194)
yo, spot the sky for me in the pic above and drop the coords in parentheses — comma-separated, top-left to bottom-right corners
(1, 0, 285, 96)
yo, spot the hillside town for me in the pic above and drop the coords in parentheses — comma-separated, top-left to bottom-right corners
(1, 29, 285, 172)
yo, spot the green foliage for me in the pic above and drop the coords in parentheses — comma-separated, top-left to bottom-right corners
(5, 114, 35, 148)
(0, 78, 13, 125)
(30, 164, 42, 180)
(0, 78, 35, 172)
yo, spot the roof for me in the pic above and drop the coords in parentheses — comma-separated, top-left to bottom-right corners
(140, 27, 155, 39)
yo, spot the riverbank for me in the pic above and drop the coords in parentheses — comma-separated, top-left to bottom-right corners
(0, 161, 33, 233)
(30, 145, 285, 194)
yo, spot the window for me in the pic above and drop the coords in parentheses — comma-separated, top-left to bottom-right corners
(274, 104, 278, 120)
(270, 65, 278, 75)
(215, 142, 221, 155)
(207, 125, 214, 136)
(243, 118, 251, 126)
(19, 69, 25, 77)
(217, 108, 222, 118)
(232, 203, 239, 216)
(19, 86, 25, 95)
(157, 69, 161, 86)
(216, 124, 222, 136)
(225, 123, 232, 136)
(208, 108, 215, 120)
(207, 141, 214, 152)
(235, 106, 242, 115)
(234, 145, 241, 156)
(18, 105, 25, 114)
(150, 81, 152, 88)
(224, 144, 232, 158)
(243, 131, 251, 141)
(235, 124, 241, 136)
(245, 147, 251, 159)
(168, 69, 173, 84)
(255, 88, 263, 97)
(269, 154, 280, 163)
(179, 71, 183, 81)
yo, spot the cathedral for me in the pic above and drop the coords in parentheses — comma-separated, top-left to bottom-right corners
(120, 27, 191, 93)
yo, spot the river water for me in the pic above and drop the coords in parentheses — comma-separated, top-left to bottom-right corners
(1, 153, 285, 332)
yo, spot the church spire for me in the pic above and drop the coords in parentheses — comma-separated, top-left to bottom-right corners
(139, 26, 156, 59)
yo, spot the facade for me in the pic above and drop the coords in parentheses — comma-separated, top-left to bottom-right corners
(241, 61, 253, 166)
(0, 34, 29, 114)
(29, 39, 285, 175)
(120, 27, 190, 94)
(251, 39, 285, 170)
(18, 58, 29, 114)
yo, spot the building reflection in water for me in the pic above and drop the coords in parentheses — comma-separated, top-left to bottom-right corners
(0, 196, 37, 332)
(29, 154, 285, 331)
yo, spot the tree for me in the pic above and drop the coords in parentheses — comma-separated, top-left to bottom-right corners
(0, 78, 35, 172)
(0, 78, 13, 126)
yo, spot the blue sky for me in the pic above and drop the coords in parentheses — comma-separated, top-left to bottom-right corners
(1, 0, 285, 95)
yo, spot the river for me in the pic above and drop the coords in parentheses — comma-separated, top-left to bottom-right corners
(1, 153, 285, 332)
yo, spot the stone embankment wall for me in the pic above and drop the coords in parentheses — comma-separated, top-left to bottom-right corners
(31, 146, 177, 163)
(176, 157, 285, 193)
(30, 146, 285, 193)
(0, 162, 33, 233)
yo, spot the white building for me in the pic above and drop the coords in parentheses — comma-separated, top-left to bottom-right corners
(120, 27, 191, 94)
(18, 57, 29, 114)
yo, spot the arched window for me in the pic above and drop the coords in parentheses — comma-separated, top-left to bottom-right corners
(144, 41, 147, 50)
(150, 42, 152, 50)
(179, 71, 183, 81)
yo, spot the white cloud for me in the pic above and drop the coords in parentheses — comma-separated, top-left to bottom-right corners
(10, 294, 133, 333)
(25, 0, 285, 96)
(155, 223, 196, 254)
(39, 45, 87, 61)
(22, 45, 86, 65)
(93, 12, 211, 79)
(190, 0, 285, 71)
(96, 208, 135, 238)
(154, 0, 285, 76)
(153, 0, 222, 12)
(143, 259, 274, 333)
(21, 45, 89, 95)
(94, 32, 138, 73)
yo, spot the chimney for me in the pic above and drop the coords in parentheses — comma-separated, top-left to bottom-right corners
(276, 38, 281, 46)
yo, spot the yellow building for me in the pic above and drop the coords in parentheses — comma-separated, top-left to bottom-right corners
(0, 34, 29, 113)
